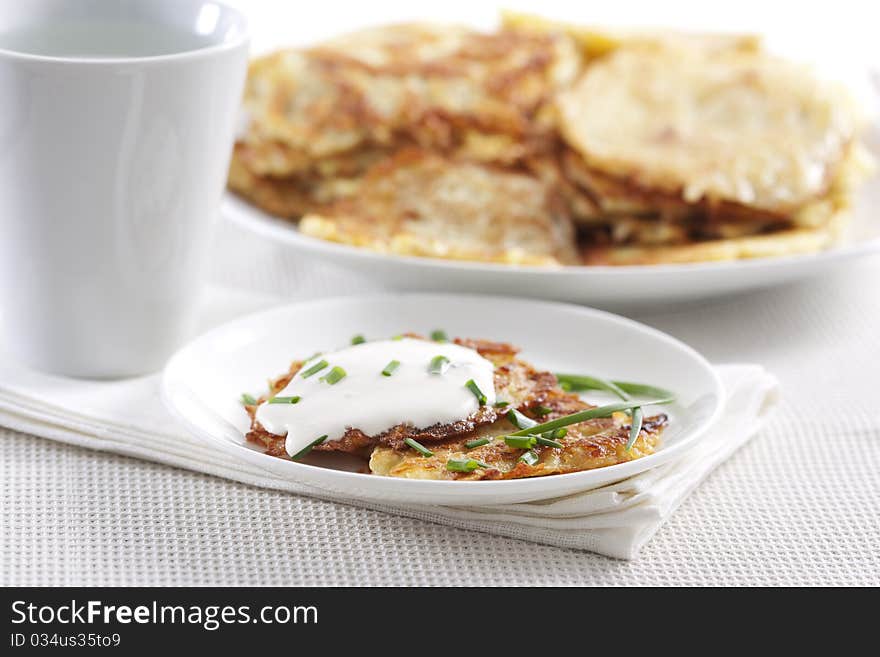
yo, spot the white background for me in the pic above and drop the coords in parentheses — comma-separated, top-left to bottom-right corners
(224, 0, 879, 111)
(226, 0, 878, 57)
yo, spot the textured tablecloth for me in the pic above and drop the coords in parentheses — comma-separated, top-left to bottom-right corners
(3, 219, 879, 586)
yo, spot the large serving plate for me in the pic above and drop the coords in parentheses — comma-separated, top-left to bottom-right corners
(223, 182, 880, 309)
(162, 294, 724, 505)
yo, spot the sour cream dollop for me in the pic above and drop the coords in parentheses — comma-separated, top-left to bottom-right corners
(254, 338, 496, 457)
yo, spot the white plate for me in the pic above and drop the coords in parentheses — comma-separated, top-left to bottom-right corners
(162, 294, 724, 505)
(222, 146, 880, 309)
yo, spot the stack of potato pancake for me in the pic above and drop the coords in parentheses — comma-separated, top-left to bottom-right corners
(229, 14, 874, 266)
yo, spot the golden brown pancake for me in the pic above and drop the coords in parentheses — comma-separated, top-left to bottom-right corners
(580, 210, 848, 265)
(246, 337, 561, 457)
(573, 141, 871, 261)
(369, 412, 664, 480)
(298, 149, 579, 266)
(228, 144, 369, 219)
(236, 23, 581, 178)
(548, 41, 873, 261)
(556, 46, 862, 215)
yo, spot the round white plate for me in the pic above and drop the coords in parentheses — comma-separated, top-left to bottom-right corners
(222, 151, 880, 309)
(162, 294, 724, 505)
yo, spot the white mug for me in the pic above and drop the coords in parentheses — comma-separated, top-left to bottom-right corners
(0, 0, 248, 378)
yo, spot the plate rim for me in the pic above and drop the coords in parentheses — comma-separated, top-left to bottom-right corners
(223, 192, 880, 277)
(161, 292, 726, 500)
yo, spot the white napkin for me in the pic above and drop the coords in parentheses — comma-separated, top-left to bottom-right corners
(0, 287, 778, 560)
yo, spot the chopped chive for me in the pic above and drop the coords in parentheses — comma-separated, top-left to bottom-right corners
(626, 407, 644, 451)
(392, 334, 404, 341)
(320, 366, 347, 385)
(446, 458, 489, 472)
(404, 438, 434, 457)
(494, 400, 510, 408)
(560, 381, 572, 392)
(241, 393, 257, 406)
(428, 355, 450, 375)
(543, 428, 567, 439)
(465, 437, 492, 449)
(269, 395, 301, 404)
(430, 329, 448, 342)
(300, 359, 328, 378)
(533, 405, 553, 417)
(290, 435, 327, 460)
(504, 435, 538, 449)
(464, 379, 487, 405)
(382, 360, 401, 377)
(536, 436, 564, 448)
(506, 408, 538, 430)
(351, 334, 366, 345)
(508, 397, 673, 437)
(519, 450, 539, 466)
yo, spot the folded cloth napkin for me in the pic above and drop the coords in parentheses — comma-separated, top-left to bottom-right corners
(0, 287, 778, 559)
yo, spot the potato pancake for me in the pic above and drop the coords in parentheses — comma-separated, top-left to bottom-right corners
(236, 23, 580, 177)
(576, 142, 871, 262)
(580, 215, 846, 266)
(369, 412, 664, 480)
(557, 46, 861, 214)
(244, 335, 666, 479)
(298, 149, 579, 266)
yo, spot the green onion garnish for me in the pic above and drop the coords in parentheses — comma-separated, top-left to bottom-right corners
(519, 451, 539, 466)
(320, 366, 347, 385)
(290, 435, 327, 460)
(626, 407, 644, 451)
(392, 334, 404, 341)
(555, 374, 674, 451)
(535, 436, 564, 448)
(465, 437, 491, 449)
(300, 359, 328, 378)
(430, 329, 448, 342)
(404, 438, 434, 457)
(382, 360, 401, 377)
(555, 374, 674, 401)
(543, 428, 567, 439)
(446, 458, 489, 472)
(506, 408, 538, 430)
(507, 397, 672, 437)
(241, 393, 257, 406)
(428, 355, 450, 375)
(465, 379, 487, 405)
(269, 395, 301, 404)
(351, 334, 366, 345)
(494, 401, 510, 408)
(533, 405, 553, 416)
(504, 435, 538, 449)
